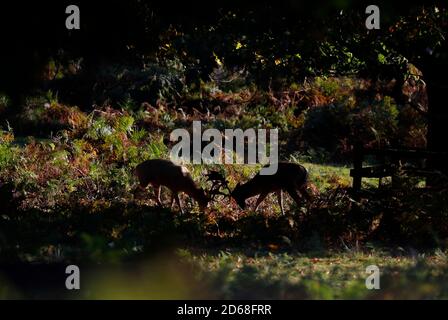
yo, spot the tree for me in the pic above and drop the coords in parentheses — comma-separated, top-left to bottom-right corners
(0, 0, 446, 179)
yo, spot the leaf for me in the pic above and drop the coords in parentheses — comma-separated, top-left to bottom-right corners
(377, 53, 386, 64)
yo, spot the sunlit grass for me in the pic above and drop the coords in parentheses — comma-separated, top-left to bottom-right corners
(298, 161, 377, 191)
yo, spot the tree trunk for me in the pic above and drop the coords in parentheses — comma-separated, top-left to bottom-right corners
(422, 58, 448, 186)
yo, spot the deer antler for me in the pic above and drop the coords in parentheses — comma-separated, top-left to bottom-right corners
(208, 188, 230, 199)
(206, 170, 232, 200)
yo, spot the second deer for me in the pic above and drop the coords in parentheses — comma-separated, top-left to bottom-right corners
(231, 161, 314, 215)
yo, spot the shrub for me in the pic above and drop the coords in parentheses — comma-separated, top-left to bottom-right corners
(302, 95, 403, 159)
(0, 130, 17, 173)
(93, 60, 186, 106)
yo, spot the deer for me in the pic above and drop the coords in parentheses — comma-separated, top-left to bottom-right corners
(213, 161, 315, 215)
(205, 170, 232, 195)
(134, 159, 209, 214)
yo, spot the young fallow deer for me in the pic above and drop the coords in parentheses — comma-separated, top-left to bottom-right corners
(230, 161, 315, 215)
(134, 159, 209, 214)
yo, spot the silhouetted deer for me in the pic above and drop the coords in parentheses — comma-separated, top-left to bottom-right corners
(134, 159, 209, 214)
(216, 162, 315, 215)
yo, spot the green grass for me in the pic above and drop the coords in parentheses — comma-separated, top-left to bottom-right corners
(179, 248, 448, 299)
(302, 162, 378, 191)
(192, 160, 378, 193)
(3, 248, 446, 299)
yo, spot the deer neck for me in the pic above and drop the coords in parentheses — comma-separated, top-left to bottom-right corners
(237, 179, 262, 200)
(190, 186, 206, 202)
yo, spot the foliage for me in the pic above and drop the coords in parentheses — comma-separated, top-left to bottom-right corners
(92, 60, 186, 106)
(301, 77, 425, 158)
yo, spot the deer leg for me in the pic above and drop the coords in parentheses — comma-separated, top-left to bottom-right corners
(174, 193, 184, 214)
(286, 187, 303, 208)
(299, 186, 311, 202)
(276, 190, 285, 215)
(154, 185, 162, 206)
(170, 193, 175, 208)
(254, 191, 269, 211)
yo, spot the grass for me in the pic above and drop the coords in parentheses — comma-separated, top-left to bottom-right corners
(178, 248, 448, 299)
(2, 247, 447, 299)
(301, 162, 378, 191)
